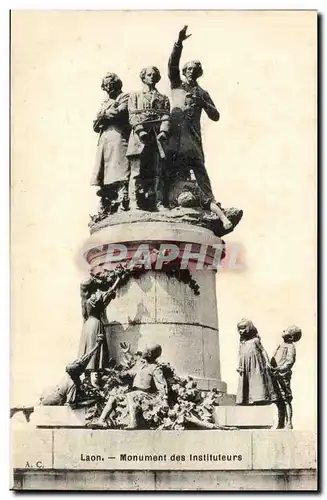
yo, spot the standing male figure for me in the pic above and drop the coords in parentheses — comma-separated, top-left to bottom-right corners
(270, 325, 302, 429)
(126, 66, 170, 211)
(167, 26, 220, 209)
(91, 73, 131, 213)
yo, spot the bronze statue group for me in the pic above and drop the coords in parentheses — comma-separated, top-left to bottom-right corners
(39, 303, 302, 430)
(36, 27, 302, 431)
(90, 26, 233, 231)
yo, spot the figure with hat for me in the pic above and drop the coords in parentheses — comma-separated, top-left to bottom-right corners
(93, 342, 168, 429)
(91, 72, 131, 215)
(167, 26, 220, 211)
(236, 318, 277, 406)
(126, 66, 170, 212)
(270, 325, 302, 429)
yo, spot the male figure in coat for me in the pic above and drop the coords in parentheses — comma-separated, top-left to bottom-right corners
(167, 26, 220, 209)
(91, 73, 131, 213)
(270, 325, 302, 429)
(126, 66, 170, 211)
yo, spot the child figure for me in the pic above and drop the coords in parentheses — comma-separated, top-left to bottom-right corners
(94, 342, 168, 429)
(270, 325, 302, 429)
(236, 318, 277, 406)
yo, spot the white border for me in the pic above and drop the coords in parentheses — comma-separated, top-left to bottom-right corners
(2, 2, 324, 498)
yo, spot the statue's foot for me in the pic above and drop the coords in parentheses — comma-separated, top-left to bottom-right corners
(91, 419, 109, 429)
(155, 203, 166, 212)
(117, 205, 129, 213)
(222, 220, 233, 230)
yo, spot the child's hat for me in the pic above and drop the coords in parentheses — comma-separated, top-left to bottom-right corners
(282, 325, 302, 342)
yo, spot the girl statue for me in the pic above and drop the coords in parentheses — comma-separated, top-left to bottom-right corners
(236, 318, 277, 406)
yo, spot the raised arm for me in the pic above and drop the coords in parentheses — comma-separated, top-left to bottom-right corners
(102, 276, 121, 306)
(168, 42, 182, 89)
(168, 26, 192, 89)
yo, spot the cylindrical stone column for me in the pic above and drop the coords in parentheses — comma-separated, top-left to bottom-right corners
(85, 221, 227, 392)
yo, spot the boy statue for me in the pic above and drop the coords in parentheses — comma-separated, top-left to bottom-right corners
(94, 342, 168, 429)
(270, 325, 302, 429)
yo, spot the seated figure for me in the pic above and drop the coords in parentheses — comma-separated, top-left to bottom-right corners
(168, 177, 233, 230)
(93, 342, 168, 429)
(38, 341, 103, 407)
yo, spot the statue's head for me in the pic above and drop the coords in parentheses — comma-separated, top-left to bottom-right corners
(237, 318, 258, 340)
(282, 325, 302, 343)
(182, 60, 203, 82)
(142, 343, 162, 361)
(101, 73, 123, 96)
(140, 66, 161, 86)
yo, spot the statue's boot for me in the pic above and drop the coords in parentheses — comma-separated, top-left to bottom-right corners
(274, 401, 286, 429)
(284, 403, 293, 429)
(155, 202, 166, 212)
(91, 419, 111, 429)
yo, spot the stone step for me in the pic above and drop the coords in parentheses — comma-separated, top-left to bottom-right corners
(214, 404, 278, 428)
(30, 406, 87, 428)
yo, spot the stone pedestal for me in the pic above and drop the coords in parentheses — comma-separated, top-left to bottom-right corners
(28, 404, 276, 429)
(11, 427, 317, 491)
(214, 404, 278, 428)
(85, 221, 227, 392)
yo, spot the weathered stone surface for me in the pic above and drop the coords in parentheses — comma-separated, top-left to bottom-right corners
(214, 404, 278, 428)
(11, 429, 317, 490)
(154, 271, 218, 329)
(105, 272, 157, 327)
(31, 406, 87, 428)
(88, 206, 243, 238)
(218, 393, 236, 406)
(85, 220, 222, 256)
(11, 429, 53, 469)
(107, 321, 223, 388)
(12, 469, 317, 491)
(252, 431, 317, 470)
(104, 270, 218, 330)
(83, 221, 227, 391)
(52, 429, 252, 470)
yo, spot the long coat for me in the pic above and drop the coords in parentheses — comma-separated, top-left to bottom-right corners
(91, 92, 130, 186)
(126, 89, 170, 158)
(236, 336, 277, 405)
(78, 292, 109, 371)
(167, 42, 219, 165)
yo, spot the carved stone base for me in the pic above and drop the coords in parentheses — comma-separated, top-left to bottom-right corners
(25, 402, 276, 430)
(84, 221, 228, 393)
(11, 428, 317, 491)
(88, 206, 243, 238)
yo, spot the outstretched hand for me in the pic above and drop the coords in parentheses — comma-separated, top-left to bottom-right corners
(178, 25, 192, 43)
(120, 341, 131, 353)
